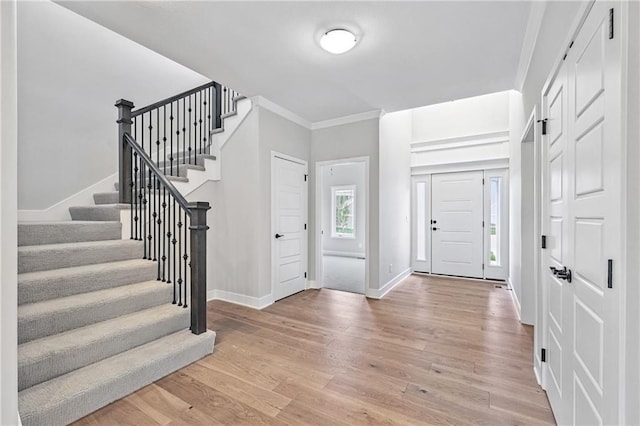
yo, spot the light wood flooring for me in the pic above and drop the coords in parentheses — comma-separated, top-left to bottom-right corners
(74, 274, 555, 425)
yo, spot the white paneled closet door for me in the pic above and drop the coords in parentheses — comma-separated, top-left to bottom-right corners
(542, 2, 622, 424)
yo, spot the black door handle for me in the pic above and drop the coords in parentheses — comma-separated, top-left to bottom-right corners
(275, 233, 284, 239)
(556, 267, 572, 283)
(432, 227, 439, 231)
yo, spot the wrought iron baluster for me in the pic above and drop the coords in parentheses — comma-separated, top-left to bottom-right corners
(172, 198, 177, 300)
(177, 210, 183, 306)
(133, 152, 138, 240)
(156, 177, 162, 280)
(162, 185, 166, 282)
(170, 102, 174, 176)
(188, 95, 193, 165)
(183, 212, 188, 308)
(147, 168, 152, 258)
(182, 98, 186, 166)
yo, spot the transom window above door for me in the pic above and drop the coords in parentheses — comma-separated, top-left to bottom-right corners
(331, 185, 356, 238)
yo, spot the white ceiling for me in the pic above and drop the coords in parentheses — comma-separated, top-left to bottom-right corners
(58, 1, 532, 123)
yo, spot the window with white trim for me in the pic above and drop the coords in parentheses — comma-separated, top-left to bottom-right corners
(331, 185, 356, 238)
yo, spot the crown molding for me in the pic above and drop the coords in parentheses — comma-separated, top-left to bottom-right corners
(514, 1, 547, 91)
(311, 110, 381, 130)
(251, 96, 312, 129)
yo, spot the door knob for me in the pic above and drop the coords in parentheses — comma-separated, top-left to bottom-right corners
(432, 227, 439, 231)
(275, 233, 284, 239)
(550, 266, 560, 275)
(556, 267, 572, 283)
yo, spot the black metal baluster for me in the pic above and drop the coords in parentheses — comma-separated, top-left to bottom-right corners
(182, 98, 186, 165)
(147, 168, 152, 258)
(183, 212, 188, 308)
(133, 152, 138, 240)
(162, 106, 166, 175)
(161, 184, 166, 282)
(142, 163, 147, 258)
(172, 198, 177, 300)
(199, 90, 203, 154)
(170, 102, 174, 176)
(156, 177, 161, 280)
(177, 210, 183, 306)
(188, 95, 193, 165)
(203, 89, 208, 154)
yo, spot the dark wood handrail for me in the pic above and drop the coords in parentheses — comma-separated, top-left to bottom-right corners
(131, 81, 217, 118)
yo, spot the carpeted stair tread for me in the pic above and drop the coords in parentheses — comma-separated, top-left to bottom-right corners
(160, 153, 216, 168)
(18, 258, 157, 305)
(18, 280, 173, 344)
(69, 204, 126, 221)
(18, 221, 121, 246)
(18, 303, 189, 391)
(18, 239, 143, 273)
(92, 191, 119, 205)
(18, 329, 215, 426)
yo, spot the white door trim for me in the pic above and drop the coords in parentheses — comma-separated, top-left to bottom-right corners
(270, 151, 308, 302)
(314, 157, 370, 294)
(483, 168, 509, 281)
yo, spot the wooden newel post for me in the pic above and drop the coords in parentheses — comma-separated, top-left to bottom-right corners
(213, 82, 222, 129)
(188, 201, 210, 335)
(115, 99, 135, 204)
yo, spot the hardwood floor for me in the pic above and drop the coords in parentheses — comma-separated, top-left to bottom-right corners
(74, 274, 555, 425)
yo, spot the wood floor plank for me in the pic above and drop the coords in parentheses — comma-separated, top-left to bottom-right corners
(72, 274, 554, 425)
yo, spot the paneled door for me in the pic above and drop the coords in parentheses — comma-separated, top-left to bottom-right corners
(542, 2, 622, 424)
(431, 171, 484, 278)
(273, 155, 307, 301)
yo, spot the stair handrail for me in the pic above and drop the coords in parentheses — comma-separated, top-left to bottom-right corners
(131, 81, 218, 118)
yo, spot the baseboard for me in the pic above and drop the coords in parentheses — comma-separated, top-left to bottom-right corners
(322, 250, 366, 259)
(508, 277, 522, 321)
(533, 364, 542, 387)
(307, 280, 321, 289)
(207, 289, 272, 310)
(18, 173, 117, 222)
(366, 267, 411, 299)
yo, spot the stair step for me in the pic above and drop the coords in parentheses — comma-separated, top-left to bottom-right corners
(18, 280, 173, 344)
(160, 153, 216, 167)
(93, 191, 119, 205)
(69, 204, 125, 221)
(18, 239, 143, 273)
(18, 303, 188, 390)
(19, 329, 215, 426)
(18, 221, 121, 246)
(18, 258, 158, 305)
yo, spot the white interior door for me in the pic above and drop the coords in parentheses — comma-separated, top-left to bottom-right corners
(431, 171, 484, 278)
(543, 2, 622, 424)
(273, 155, 307, 301)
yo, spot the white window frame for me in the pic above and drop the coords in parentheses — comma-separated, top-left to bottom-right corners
(331, 185, 356, 239)
(484, 168, 509, 280)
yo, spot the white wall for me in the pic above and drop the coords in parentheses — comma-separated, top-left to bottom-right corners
(410, 91, 511, 171)
(310, 119, 380, 289)
(321, 163, 366, 257)
(199, 108, 262, 301)
(17, 1, 208, 211)
(258, 107, 311, 298)
(378, 111, 412, 294)
(0, 0, 19, 423)
(508, 91, 526, 321)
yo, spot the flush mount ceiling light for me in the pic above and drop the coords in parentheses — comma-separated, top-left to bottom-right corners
(320, 29, 357, 54)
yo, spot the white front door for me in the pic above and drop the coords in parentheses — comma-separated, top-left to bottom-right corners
(431, 171, 484, 278)
(273, 155, 307, 301)
(542, 2, 622, 424)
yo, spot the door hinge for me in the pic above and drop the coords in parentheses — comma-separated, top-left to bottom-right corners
(541, 235, 547, 249)
(609, 8, 614, 39)
(537, 118, 548, 135)
(482, 178, 485, 185)
(482, 264, 485, 270)
(304, 223, 307, 230)
(482, 221, 485, 228)
(541, 348, 547, 362)
(607, 259, 613, 288)
(304, 174, 308, 182)
(304, 272, 307, 278)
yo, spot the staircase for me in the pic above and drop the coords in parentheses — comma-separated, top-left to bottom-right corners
(17, 83, 247, 426)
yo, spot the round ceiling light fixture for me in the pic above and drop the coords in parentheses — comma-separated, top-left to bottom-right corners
(320, 29, 357, 54)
